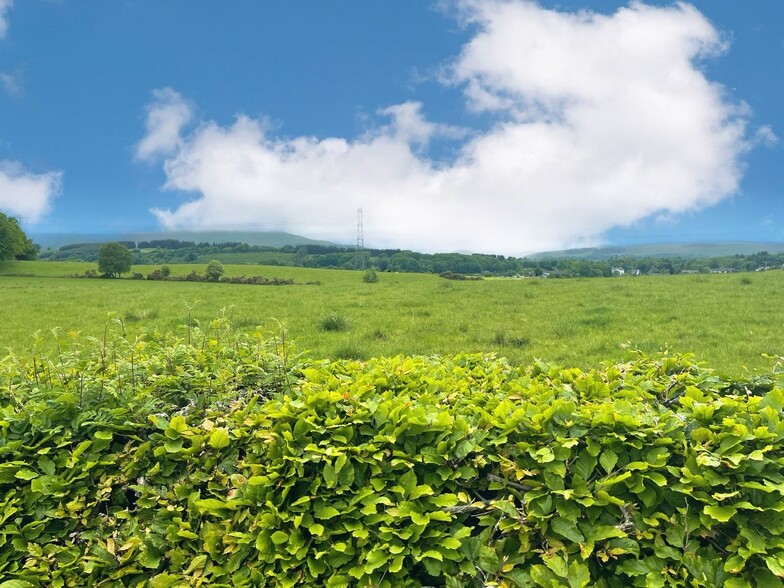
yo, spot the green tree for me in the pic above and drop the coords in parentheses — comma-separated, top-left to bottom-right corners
(98, 242, 132, 277)
(205, 259, 224, 282)
(0, 213, 38, 261)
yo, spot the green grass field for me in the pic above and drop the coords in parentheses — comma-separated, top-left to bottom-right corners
(1, 260, 781, 376)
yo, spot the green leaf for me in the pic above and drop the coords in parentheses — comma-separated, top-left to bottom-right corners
(704, 504, 737, 523)
(195, 498, 237, 514)
(765, 556, 784, 579)
(365, 548, 390, 573)
(0, 582, 35, 588)
(399, 469, 417, 497)
(208, 428, 231, 449)
(573, 451, 597, 480)
(14, 469, 39, 481)
(323, 462, 337, 488)
(139, 550, 161, 569)
(550, 516, 585, 543)
(432, 493, 459, 508)
(592, 525, 628, 541)
(0, 464, 21, 484)
(314, 504, 341, 520)
(148, 575, 180, 588)
(185, 554, 208, 574)
(479, 545, 499, 574)
(599, 449, 618, 474)
(755, 568, 784, 587)
(441, 537, 462, 550)
(530, 564, 559, 587)
(543, 553, 568, 578)
(410, 484, 434, 499)
(164, 439, 183, 453)
(567, 560, 592, 588)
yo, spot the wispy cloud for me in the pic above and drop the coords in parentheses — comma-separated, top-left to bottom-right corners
(141, 1, 754, 254)
(0, 71, 22, 97)
(0, 0, 12, 39)
(753, 125, 778, 147)
(0, 161, 62, 223)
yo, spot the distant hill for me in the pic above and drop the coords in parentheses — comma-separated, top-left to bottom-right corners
(32, 230, 339, 250)
(528, 242, 784, 260)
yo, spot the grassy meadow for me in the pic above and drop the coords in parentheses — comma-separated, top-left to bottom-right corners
(1, 259, 782, 376)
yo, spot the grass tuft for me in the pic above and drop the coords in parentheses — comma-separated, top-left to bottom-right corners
(493, 332, 530, 347)
(124, 309, 159, 323)
(333, 343, 367, 361)
(319, 314, 349, 332)
(231, 317, 261, 329)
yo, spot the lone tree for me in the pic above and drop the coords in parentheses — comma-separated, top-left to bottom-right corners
(362, 268, 379, 283)
(0, 213, 38, 261)
(98, 242, 132, 278)
(205, 259, 225, 282)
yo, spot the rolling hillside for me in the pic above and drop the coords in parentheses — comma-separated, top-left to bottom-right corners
(528, 241, 784, 260)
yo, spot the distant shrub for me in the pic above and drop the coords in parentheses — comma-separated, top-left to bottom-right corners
(363, 268, 379, 283)
(439, 271, 482, 281)
(319, 314, 349, 332)
(740, 276, 753, 285)
(219, 275, 295, 285)
(131, 272, 144, 280)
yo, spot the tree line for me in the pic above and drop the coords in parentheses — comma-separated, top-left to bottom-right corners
(21, 234, 784, 278)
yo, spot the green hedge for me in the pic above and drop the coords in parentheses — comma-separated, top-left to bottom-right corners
(2, 325, 784, 587)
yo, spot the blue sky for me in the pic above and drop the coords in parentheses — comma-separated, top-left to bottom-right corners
(0, 0, 781, 254)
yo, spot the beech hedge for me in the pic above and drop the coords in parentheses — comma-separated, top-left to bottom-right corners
(1, 325, 784, 587)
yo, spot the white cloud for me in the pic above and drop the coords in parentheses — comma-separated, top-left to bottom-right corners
(0, 71, 21, 97)
(135, 87, 194, 162)
(143, 1, 752, 255)
(753, 125, 778, 147)
(0, 161, 62, 223)
(0, 0, 12, 39)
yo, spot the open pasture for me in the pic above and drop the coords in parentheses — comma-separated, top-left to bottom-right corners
(1, 260, 782, 376)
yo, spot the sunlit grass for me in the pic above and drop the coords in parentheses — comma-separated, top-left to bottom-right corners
(1, 260, 782, 377)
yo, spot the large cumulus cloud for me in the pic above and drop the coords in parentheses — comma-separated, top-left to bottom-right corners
(140, 1, 752, 254)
